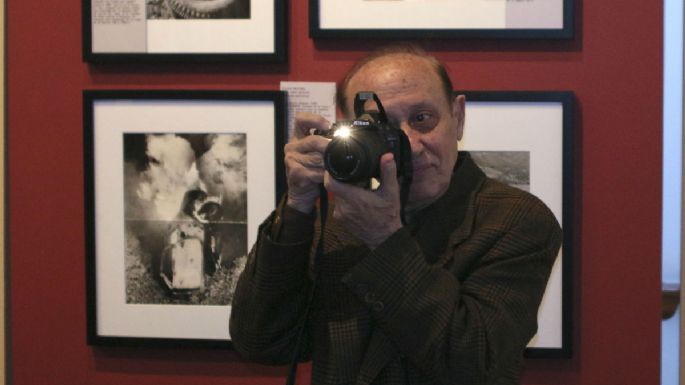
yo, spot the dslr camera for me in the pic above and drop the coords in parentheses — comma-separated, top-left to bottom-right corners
(316, 92, 413, 187)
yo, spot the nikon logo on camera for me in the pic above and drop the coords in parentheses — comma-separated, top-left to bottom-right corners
(353, 120, 370, 126)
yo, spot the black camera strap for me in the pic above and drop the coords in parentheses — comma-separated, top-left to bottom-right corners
(399, 179, 410, 225)
(397, 131, 413, 225)
(285, 185, 328, 385)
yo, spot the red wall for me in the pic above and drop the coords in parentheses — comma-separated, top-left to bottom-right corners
(7, 0, 663, 384)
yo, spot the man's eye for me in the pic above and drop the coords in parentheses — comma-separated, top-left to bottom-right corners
(411, 112, 437, 130)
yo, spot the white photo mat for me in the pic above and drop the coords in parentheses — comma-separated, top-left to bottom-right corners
(85, 0, 285, 61)
(460, 95, 571, 354)
(310, 0, 572, 38)
(85, 91, 284, 344)
(147, 4, 273, 53)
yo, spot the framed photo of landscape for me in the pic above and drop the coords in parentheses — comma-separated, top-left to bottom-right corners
(459, 91, 574, 358)
(310, 0, 573, 39)
(84, 90, 286, 347)
(83, 0, 287, 63)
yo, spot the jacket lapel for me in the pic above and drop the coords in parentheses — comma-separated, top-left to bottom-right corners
(354, 328, 397, 385)
(354, 152, 486, 385)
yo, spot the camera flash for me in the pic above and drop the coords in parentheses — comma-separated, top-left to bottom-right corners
(333, 125, 352, 138)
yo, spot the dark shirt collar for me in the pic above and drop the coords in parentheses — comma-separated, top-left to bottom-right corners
(407, 151, 485, 222)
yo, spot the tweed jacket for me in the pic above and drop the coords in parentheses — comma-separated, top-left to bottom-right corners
(230, 152, 562, 385)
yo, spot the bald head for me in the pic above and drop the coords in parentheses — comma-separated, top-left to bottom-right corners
(337, 45, 454, 117)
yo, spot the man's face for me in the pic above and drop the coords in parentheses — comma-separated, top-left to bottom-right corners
(344, 54, 465, 211)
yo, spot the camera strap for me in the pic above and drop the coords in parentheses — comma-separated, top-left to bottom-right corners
(397, 130, 413, 225)
(285, 185, 328, 385)
(399, 178, 410, 225)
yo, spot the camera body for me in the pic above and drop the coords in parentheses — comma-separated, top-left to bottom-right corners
(319, 92, 412, 185)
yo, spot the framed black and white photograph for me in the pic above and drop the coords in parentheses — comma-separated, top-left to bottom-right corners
(460, 91, 574, 358)
(310, 0, 573, 39)
(83, 0, 287, 63)
(84, 90, 286, 347)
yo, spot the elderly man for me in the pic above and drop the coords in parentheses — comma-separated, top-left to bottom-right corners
(230, 45, 562, 385)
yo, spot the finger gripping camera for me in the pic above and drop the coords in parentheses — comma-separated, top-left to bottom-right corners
(319, 92, 413, 186)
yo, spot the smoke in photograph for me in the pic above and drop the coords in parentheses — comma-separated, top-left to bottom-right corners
(122, 133, 248, 306)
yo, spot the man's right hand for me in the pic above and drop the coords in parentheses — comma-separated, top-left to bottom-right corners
(284, 112, 332, 214)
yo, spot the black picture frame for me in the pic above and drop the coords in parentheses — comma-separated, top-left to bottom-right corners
(84, 90, 287, 347)
(310, 0, 573, 39)
(458, 91, 574, 358)
(83, 0, 288, 63)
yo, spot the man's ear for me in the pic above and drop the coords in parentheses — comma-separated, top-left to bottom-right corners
(453, 94, 465, 140)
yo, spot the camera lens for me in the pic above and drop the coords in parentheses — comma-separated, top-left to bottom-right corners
(324, 138, 368, 182)
(330, 149, 358, 175)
